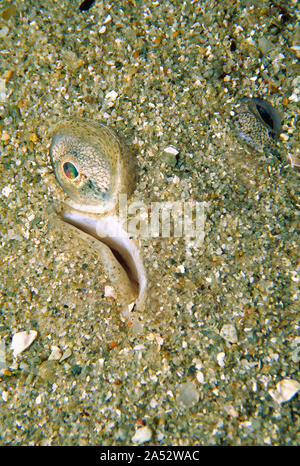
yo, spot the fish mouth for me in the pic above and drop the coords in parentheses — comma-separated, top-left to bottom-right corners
(59, 207, 147, 309)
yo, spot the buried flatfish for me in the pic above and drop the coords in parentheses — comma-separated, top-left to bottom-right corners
(50, 119, 147, 311)
(233, 97, 282, 156)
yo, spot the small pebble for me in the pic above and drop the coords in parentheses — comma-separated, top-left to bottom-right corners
(224, 405, 239, 418)
(290, 45, 300, 58)
(132, 426, 152, 445)
(98, 25, 106, 34)
(60, 347, 72, 361)
(35, 394, 43, 405)
(0, 78, 7, 102)
(48, 346, 62, 361)
(164, 146, 179, 155)
(217, 352, 226, 367)
(196, 370, 204, 384)
(29, 133, 39, 143)
(10, 330, 38, 357)
(38, 360, 59, 384)
(105, 90, 118, 102)
(177, 264, 185, 274)
(0, 340, 6, 370)
(71, 364, 82, 376)
(1, 130, 10, 141)
(257, 37, 273, 55)
(220, 324, 238, 344)
(0, 25, 9, 38)
(176, 381, 199, 408)
(2, 185, 13, 197)
(104, 285, 117, 299)
(269, 379, 300, 404)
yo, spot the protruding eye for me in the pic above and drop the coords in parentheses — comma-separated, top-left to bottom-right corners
(256, 103, 274, 130)
(63, 162, 79, 180)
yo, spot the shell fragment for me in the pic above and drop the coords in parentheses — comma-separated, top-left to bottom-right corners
(220, 324, 238, 343)
(132, 426, 152, 445)
(10, 330, 38, 357)
(269, 378, 300, 404)
(164, 146, 179, 155)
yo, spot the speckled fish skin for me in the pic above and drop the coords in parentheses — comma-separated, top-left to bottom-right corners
(234, 97, 282, 155)
(50, 119, 136, 212)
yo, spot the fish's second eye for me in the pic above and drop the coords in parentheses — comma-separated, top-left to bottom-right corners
(256, 103, 274, 130)
(63, 162, 79, 180)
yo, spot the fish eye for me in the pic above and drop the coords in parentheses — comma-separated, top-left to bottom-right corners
(62, 161, 79, 180)
(255, 103, 274, 130)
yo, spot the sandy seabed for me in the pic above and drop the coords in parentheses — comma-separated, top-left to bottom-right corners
(0, 0, 299, 445)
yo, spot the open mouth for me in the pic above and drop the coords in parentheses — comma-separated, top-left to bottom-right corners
(59, 207, 147, 310)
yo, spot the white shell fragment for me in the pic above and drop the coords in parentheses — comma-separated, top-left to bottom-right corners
(105, 90, 118, 102)
(164, 146, 179, 155)
(35, 394, 43, 405)
(60, 348, 72, 362)
(290, 45, 300, 57)
(104, 285, 117, 300)
(217, 351, 226, 367)
(2, 185, 13, 197)
(269, 379, 300, 404)
(0, 78, 7, 102)
(220, 324, 238, 344)
(132, 426, 152, 445)
(10, 330, 38, 357)
(103, 14, 112, 25)
(0, 25, 9, 39)
(48, 345, 62, 361)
